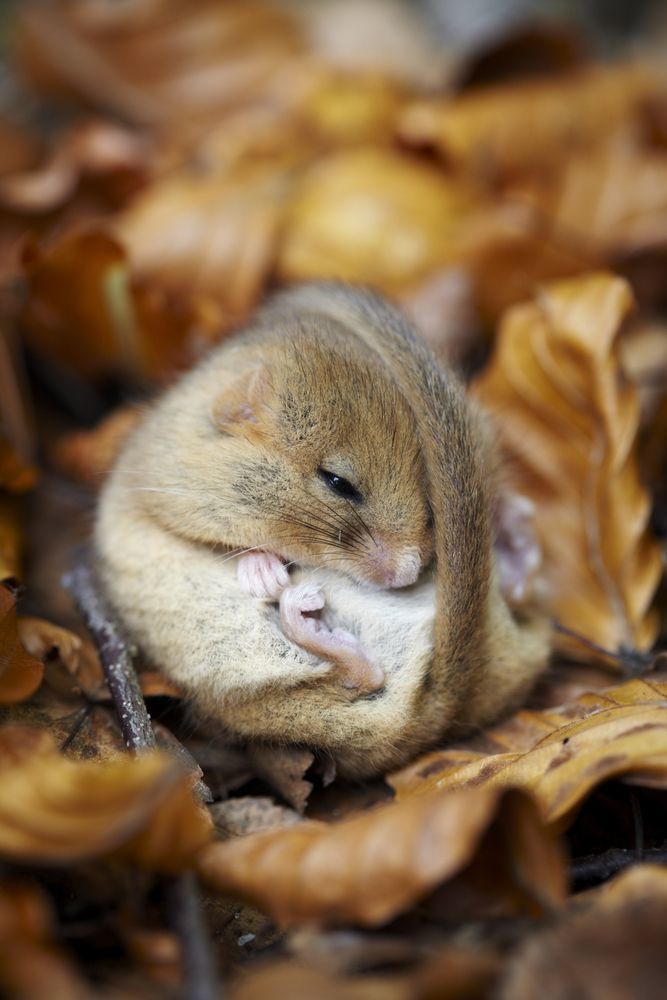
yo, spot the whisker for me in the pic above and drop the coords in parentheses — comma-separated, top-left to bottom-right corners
(343, 496, 377, 545)
(287, 498, 363, 547)
(211, 544, 276, 566)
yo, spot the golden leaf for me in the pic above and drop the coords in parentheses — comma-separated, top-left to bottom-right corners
(16, 0, 305, 128)
(20, 227, 219, 382)
(0, 733, 211, 868)
(0, 882, 90, 1000)
(115, 156, 294, 324)
(278, 147, 476, 290)
(0, 587, 44, 704)
(390, 674, 667, 826)
(52, 404, 142, 488)
(501, 865, 667, 999)
(473, 272, 663, 657)
(198, 786, 565, 927)
(398, 64, 659, 180)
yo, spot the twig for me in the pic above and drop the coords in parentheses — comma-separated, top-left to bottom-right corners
(63, 557, 213, 805)
(63, 559, 155, 751)
(64, 556, 219, 999)
(571, 846, 667, 888)
(553, 620, 654, 676)
(168, 872, 220, 1000)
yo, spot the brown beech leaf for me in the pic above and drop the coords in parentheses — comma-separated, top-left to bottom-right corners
(246, 745, 317, 813)
(16, 0, 305, 128)
(211, 796, 302, 839)
(0, 587, 44, 704)
(398, 63, 660, 180)
(0, 881, 90, 1000)
(0, 495, 23, 584)
(198, 786, 565, 928)
(0, 322, 37, 496)
(0, 120, 150, 214)
(278, 148, 477, 291)
(20, 227, 219, 382)
(0, 733, 211, 868)
(17, 616, 108, 702)
(115, 154, 299, 326)
(458, 201, 597, 325)
(499, 865, 667, 1000)
(390, 674, 667, 826)
(473, 272, 663, 658)
(52, 403, 142, 488)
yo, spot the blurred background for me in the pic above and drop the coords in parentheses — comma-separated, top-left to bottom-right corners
(1, 0, 667, 619)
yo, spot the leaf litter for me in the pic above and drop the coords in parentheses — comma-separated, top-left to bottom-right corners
(0, 0, 665, 995)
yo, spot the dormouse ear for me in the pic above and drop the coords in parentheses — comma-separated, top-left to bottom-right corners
(494, 492, 542, 606)
(210, 365, 272, 438)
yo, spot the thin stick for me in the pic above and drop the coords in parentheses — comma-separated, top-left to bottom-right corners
(63, 559, 155, 751)
(168, 872, 220, 1000)
(571, 846, 667, 888)
(64, 557, 219, 998)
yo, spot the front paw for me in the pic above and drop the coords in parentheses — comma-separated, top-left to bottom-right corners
(237, 550, 289, 599)
(280, 583, 384, 694)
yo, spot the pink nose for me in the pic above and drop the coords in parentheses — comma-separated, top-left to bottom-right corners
(372, 544, 421, 588)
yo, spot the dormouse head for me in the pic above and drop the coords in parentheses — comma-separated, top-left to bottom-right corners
(210, 326, 434, 588)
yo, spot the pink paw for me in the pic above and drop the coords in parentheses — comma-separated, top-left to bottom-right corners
(237, 550, 289, 599)
(280, 583, 384, 693)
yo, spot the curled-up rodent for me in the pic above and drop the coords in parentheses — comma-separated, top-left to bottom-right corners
(94, 283, 550, 777)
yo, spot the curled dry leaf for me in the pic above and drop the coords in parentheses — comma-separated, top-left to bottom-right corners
(0, 587, 44, 704)
(459, 201, 596, 325)
(0, 322, 37, 496)
(0, 881, 90, 1000)
(0, 736, 211, 868)
(398, 63, 660, 179)
(278, 148, 478, 291)
(211, 796, 302, 839)
(390, 674, 667, 827)
(198, 786, 565, 928)
(53, 403, 143, 488)
(499, 865, 667, 1000)
(0, 120, 151, 214)
(473, 272, 663, 658)
(115, 155, 295, 325)
(245, 744, 319, 813)
(0, 495, 22, 584)
(20, 227, 218, 382)
(16, 0, 305, 128)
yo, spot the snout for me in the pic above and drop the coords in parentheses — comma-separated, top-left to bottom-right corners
(367, 543, 422, 588)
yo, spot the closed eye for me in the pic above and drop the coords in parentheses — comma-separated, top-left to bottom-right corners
(317, 467, 364, 503)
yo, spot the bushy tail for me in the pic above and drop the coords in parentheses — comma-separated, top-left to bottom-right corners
(267, 282, 495, 723)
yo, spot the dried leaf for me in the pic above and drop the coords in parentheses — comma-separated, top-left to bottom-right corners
(278, 148, 477, 290)
(17, 616, 107, 702)
(246, 745, 317, 813)
(17, 0, 305, 128)
(0, 587, 44, 703)
(20, 227, 218, 382)
(0, 495, 22, 584)
(0, 120, 150, 214)
(115, 156, 294, 325)
(0, 734, 211, 868)
(211, 796, 302, 839)
(0, 881, 90, 1000)
(198, 787, 565, 927)
(499, 865, 667, 1000)
(398, 63, 660, 179)
(390, 674, 667, 826)
(231, 960, 402, 1000)
(473, 273, 663, 657)
(53, 404, 142, 488)
(0, 322, 37, 494)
